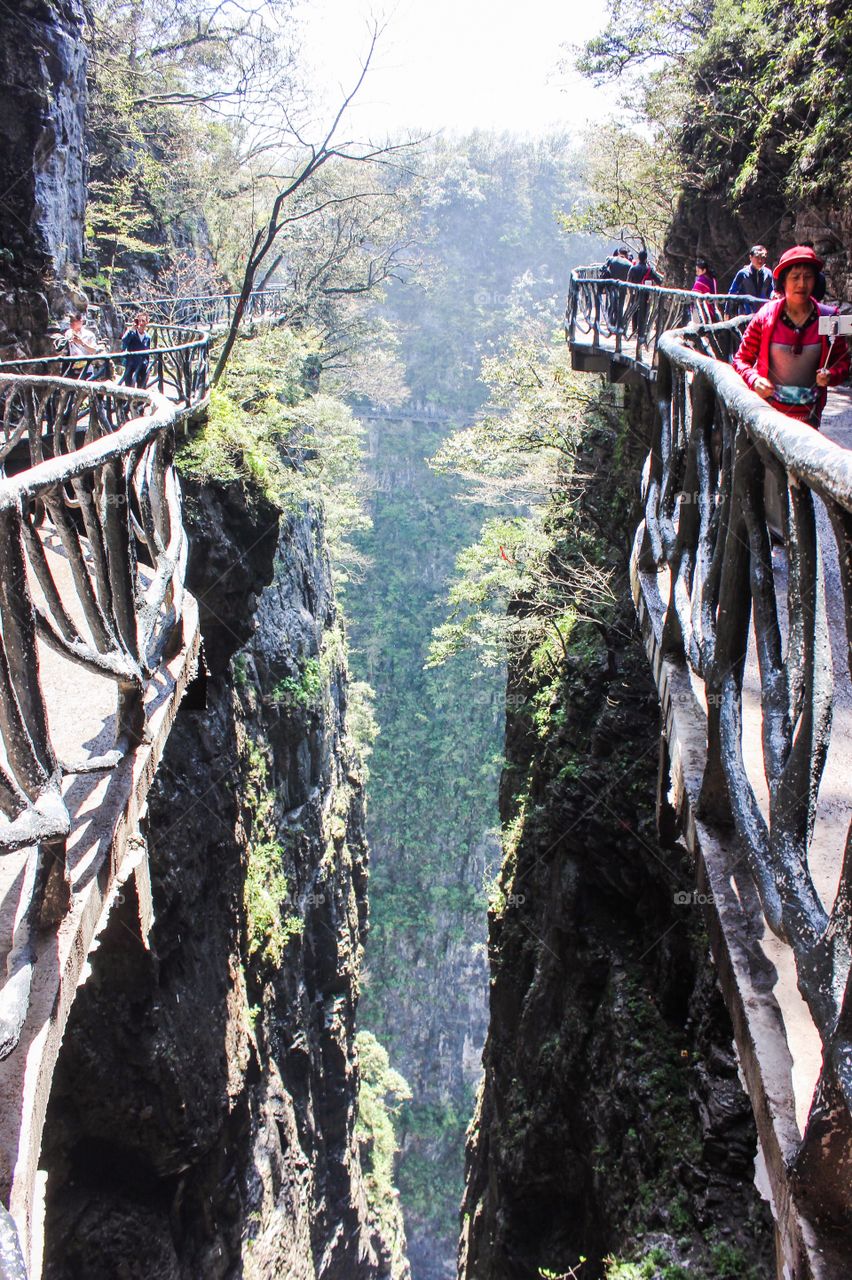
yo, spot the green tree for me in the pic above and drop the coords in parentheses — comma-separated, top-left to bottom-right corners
(573, 0, 852, 216)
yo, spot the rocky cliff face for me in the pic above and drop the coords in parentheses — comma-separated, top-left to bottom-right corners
(460, 391, 774, 1280)
(39, 461, 405, 1279)
(664, 189, 852, 300)
(0, 1, 89, 355)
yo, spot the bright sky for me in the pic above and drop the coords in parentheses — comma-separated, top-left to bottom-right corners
(296, 0, 617, 139)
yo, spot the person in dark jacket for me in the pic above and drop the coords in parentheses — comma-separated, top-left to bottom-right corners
(732, 245, 848, 428)
(726, 245, 773, 315)
(121, 312, 151, 388)
(627, 250, 662, 341)
(602, 248, 631, 330)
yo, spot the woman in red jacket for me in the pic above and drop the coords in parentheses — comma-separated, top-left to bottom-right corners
(732, 245, 849, 427)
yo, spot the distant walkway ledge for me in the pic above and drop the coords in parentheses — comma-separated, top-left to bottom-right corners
(0, 287, 290, 1279)
(567, 265, 852, 1280)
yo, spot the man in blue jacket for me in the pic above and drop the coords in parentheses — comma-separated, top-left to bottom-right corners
(121, 311, 151, 387)
(726, 246, 773, 315)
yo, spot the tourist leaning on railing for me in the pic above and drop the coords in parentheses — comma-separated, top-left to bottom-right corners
(601, 247, 632, 331)
(64, 311, 111, 380)
(731, 245, 849, 429)
(627, 250, 663, 341)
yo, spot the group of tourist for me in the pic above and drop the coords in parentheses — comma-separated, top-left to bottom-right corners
(687, 243, 845, 426)
(690, 242, 827, 315)
(600, 245, 664, 336)
(59, 311, 152, 387)
(599, 240, 847, 429)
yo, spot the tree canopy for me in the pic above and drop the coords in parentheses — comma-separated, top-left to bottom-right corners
(574, 0, 852, 221)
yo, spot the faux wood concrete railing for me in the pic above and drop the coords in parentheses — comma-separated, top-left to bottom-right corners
(0, 288, 291, 1278)
(566, 264, 762, 374)
(0, 374, 202, 1274)
(567, 268, 852, 1279)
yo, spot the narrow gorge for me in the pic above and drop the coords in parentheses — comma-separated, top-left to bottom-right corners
(0, 3, 851, 1280)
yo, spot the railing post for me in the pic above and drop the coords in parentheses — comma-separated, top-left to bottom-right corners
(615, 284, 624, 355)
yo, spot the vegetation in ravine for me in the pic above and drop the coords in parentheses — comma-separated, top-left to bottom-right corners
(344, 134, 607, 1274)
(177, 325, 370, 576)
(241, 738, 303, 968)
(460, 368, 771, 1277)
(356, 1030, 413, 1276)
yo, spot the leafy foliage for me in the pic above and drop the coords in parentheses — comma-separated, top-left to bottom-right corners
(178, 326, 371, 582)
(575, 0, 852, 220)
(355, 1031, 412, 1279)
(270, 657, 322, 710)
(85, 1, 418, 397)
(242, 739, 302, 967)
(86, 0, 285, 280)
(428, 331, 617, 669)
(560, 124, 684, 256)
(176, 326, 313, 500)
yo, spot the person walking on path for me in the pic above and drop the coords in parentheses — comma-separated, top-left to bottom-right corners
(732, 245, 849, 428)
(602, 247, 631, 331)
(691, 257, 720, 322)
(121, 312, 151, 388)
(726, 245, 773, 315)
(627, 250, 662, 341)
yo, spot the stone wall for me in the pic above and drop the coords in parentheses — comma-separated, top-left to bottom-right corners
(0, 1, 89, 356)
(663, 190, 852, 301)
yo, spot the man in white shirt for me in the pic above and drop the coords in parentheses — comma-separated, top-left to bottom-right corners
(63, 313, 109, 378)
